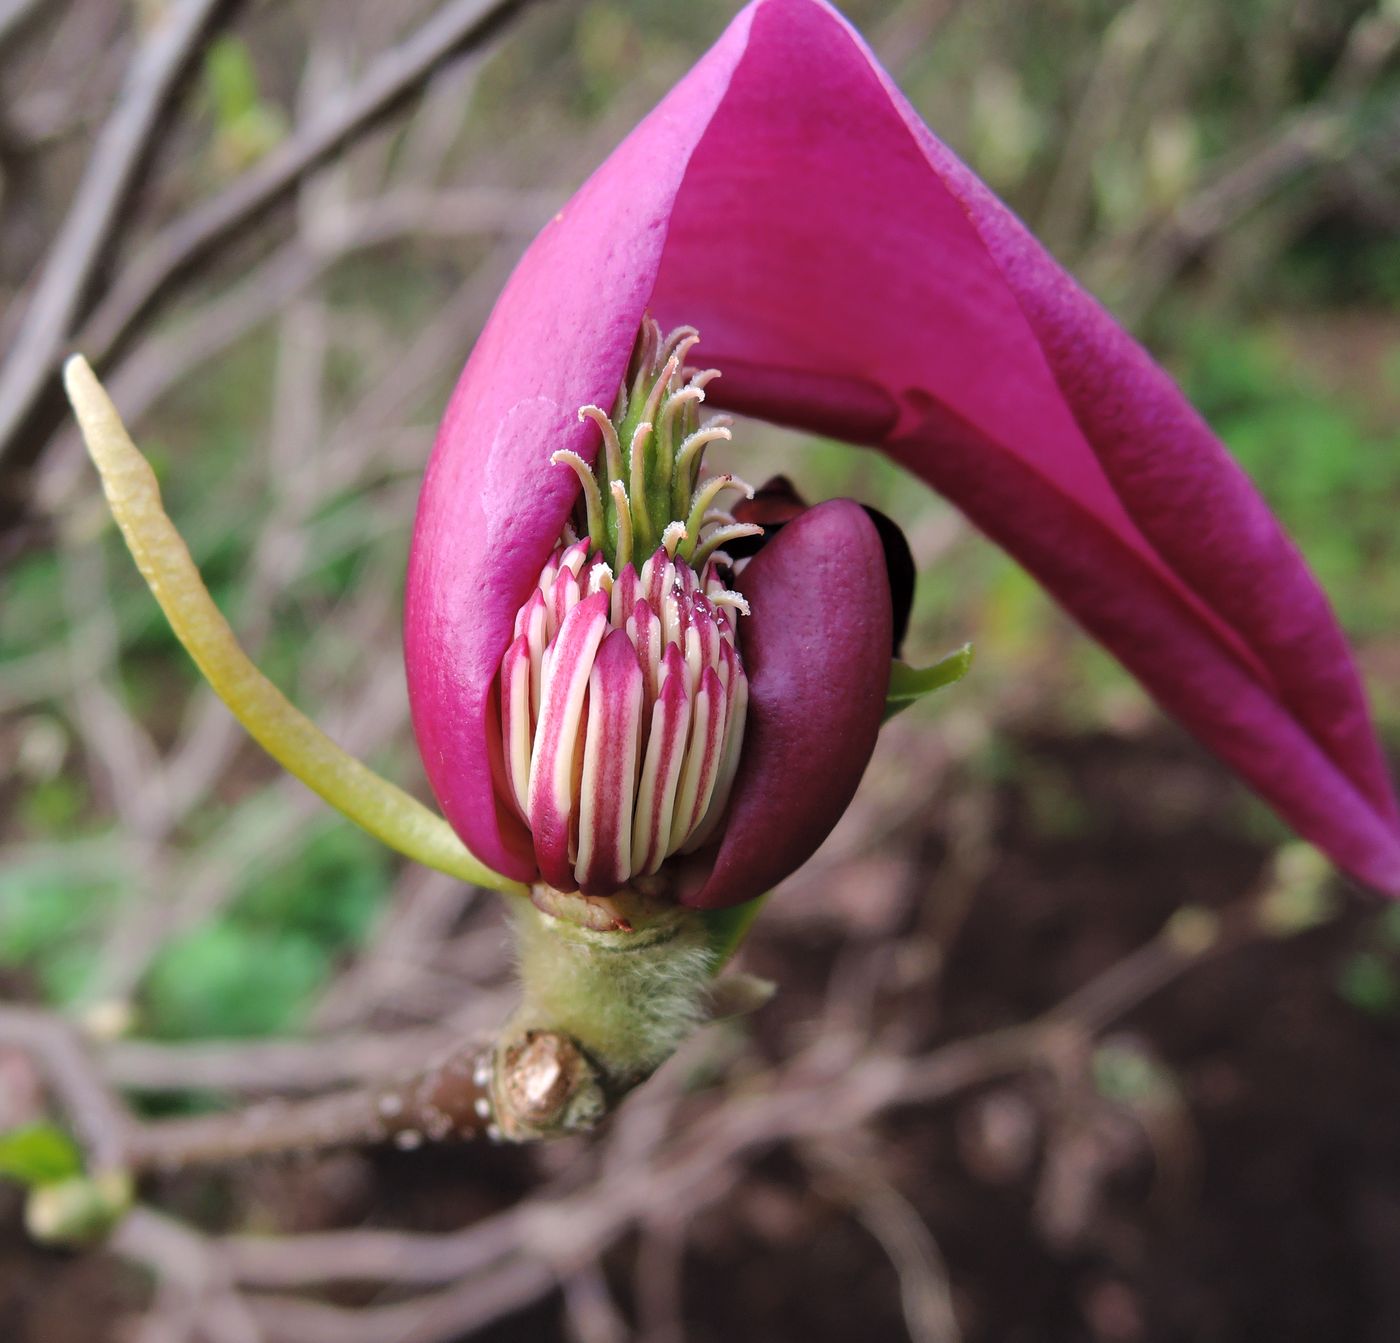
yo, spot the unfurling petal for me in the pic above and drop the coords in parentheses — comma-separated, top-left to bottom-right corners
(407, 0, 1400, 898)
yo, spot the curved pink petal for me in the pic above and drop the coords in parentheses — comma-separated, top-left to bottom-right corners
(407, 0, 1400, 895)
(683, 500, 891, 910)
(404, 8, 759, 881)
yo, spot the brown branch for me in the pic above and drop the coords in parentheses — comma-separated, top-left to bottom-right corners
(0, 0, 543, 513)
(0, 0, 42, 54)
(80, 867, 1328, 1342)
(245, 1259, 558, 1343)
(216, 881, 1299, 1281)
(109, 1208, 264, 1343)
(116, 1029, 606, 1171)
(805, 1139, 962, 1343)
(121, 1038, 500, 1171)
(6, 853, 1313, 1342)
(77, 0, 538, 374)
(98, 1028, 459, 1095)
(1095, 11, 1400, 324)
(0, 0, 235, 478)
(64, 184, 549, 461)
(1045, 902, 1261, 1035)
(221, 1206, 534, 1289)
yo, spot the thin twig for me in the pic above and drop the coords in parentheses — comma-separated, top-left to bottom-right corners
(0, 0, 542, 502)
(213, 902, 1251, 1285)
(98, 1028, 460, 1095)
(244, 1259, 558, 1343)
(77, 0, 537, 371)
(32, 194, 549, 524)
(1095, 11, 1400, 322)
(111, 1207, 265, 1343)
(0, 0, 233, 471)
(79, 880, 1306, 1343)
(806, 1139, 962, 1343)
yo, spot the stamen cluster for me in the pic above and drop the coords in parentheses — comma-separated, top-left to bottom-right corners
(497, 320, 758, 898)
(551, 319, 761, 573)
(500, 538, 750, 895)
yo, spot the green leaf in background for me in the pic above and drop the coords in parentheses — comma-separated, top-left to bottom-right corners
(0, 1124, 83, 1187)
(1337, 952, 1400, 1020)
(202, 36, 285, 173)
(26, 1172, 133, 1246)
(141, 822, 390, 1040)
(204, 35, 262, 126)
(883, 643, 974, 722)
(145, 923, 330, 1040)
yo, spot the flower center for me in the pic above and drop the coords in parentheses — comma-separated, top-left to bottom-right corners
(497, 319, 760, 897)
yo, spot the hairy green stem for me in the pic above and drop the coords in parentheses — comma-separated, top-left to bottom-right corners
(488, 895, 770, 1140)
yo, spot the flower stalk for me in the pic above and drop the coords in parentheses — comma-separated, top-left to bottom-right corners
(61, 357, 520, 896)
(494, 899, 714, 1133)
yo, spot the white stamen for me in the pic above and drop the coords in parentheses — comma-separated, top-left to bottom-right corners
(661, 520, 687, 558)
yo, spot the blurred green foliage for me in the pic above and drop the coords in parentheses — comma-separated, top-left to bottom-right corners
(1178, 319, 1400, 640)
(1336, 905, 1400, 1020)
(201, 35, 286, 173)
(143, 825, 387, 1040)
(0, 1125, 84, 1188)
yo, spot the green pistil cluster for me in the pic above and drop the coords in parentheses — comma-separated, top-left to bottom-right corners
(553, 318, 759, 573)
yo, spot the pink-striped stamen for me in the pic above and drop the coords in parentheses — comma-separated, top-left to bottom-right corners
(499, 540, 750, 896)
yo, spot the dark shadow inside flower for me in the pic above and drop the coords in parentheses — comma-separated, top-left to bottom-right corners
(727, 474, 916, 658)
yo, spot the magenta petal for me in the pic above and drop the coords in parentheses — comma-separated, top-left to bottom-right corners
(654, 0, 1400, 893)
(684, 501, 891, 910)
(408, 0, 1400, 896)
(403, 12, 758, 881)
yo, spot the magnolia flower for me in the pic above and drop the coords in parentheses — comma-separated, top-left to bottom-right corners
(405, 0, 1400, 908)
(60, 0, 1400, 1143)
(451, 320, 899, 911)
(66, 0, 1399, 928)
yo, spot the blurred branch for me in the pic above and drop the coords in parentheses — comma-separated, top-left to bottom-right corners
(76, 0, 537, 392)
(245, 1259, 558, 1343)
(561, 1263, 631, 1343)
(0, 0, 544, 513)
(4, 873, 1268, 1192)
(1037, 0, 1165, 258)
(0, 856, 1299, 1337)
(28, 191, 551, 521)
(1103, 108, 1370, 324)
(171, 879, 1294, 1217)
(1095, 7, 1400, 323)
(0, 0, 236, 492)
(110, 1208, 265, 1343)
(806, 1139, 961, 1343)
(0, 0, 44, 57)
(0, 1007, 131, 1172)
(99, 1027, 459, 1094)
